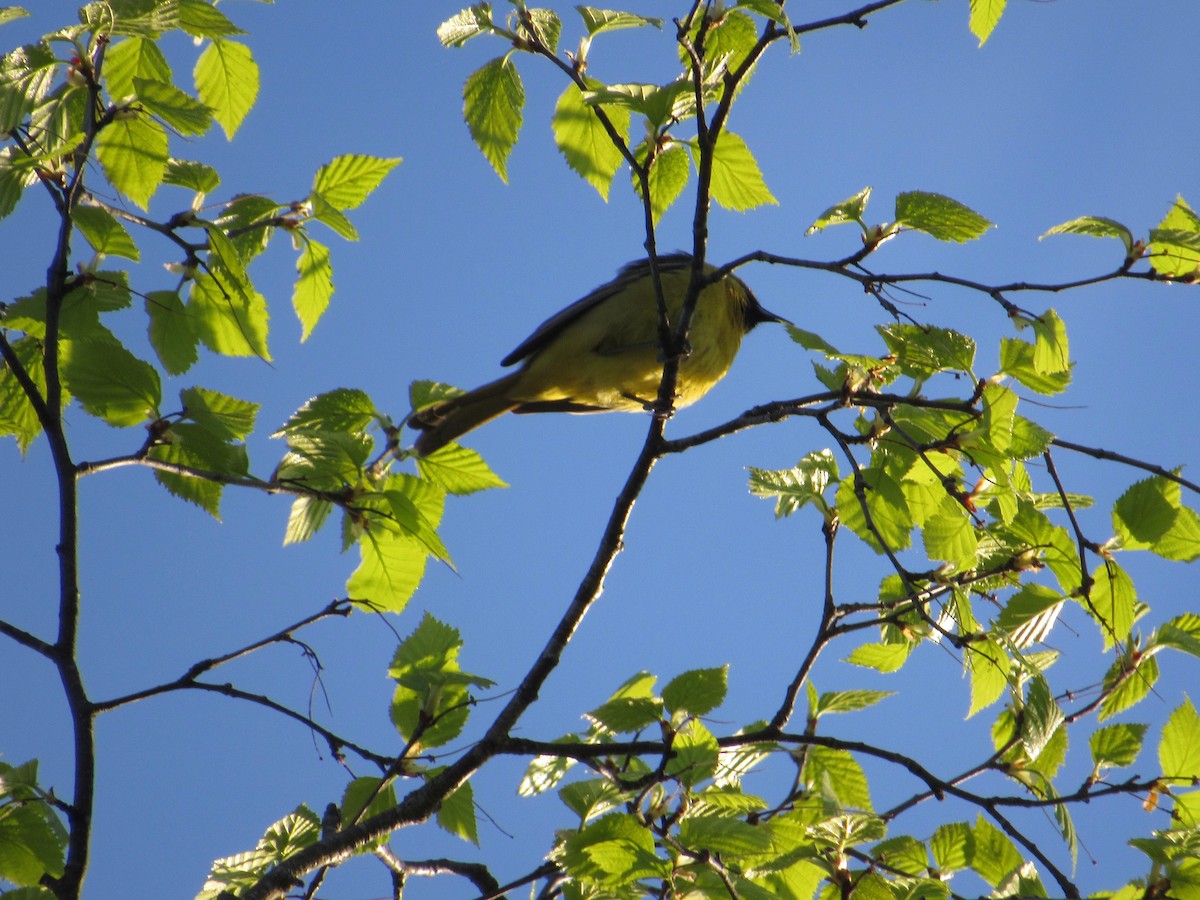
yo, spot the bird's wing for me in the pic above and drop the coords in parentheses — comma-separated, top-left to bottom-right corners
(499, 253, 694, 367)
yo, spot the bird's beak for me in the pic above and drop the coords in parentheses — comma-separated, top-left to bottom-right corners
(745, 288, 792, 328)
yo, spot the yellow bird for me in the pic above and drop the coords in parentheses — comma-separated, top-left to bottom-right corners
(409, 254, 786, 456)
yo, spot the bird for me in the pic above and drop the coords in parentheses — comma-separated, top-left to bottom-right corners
(408, 253, 787, 456)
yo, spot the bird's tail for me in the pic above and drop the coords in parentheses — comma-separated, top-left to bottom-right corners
(409, 373, 522, 456)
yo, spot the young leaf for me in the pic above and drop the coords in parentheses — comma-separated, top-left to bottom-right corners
(1021, 673, 1065, 762)
(164, 158, 219, 194)
(308, 192, 357, 240)
(930, 821, 972, 872)
(576, 8, 663, 35)
(133, 76, 212, 135)
(1159, 697, 1200, 785)
(667, 718, 721, 788)
(969, 0, 1007, 46)
(149, 422, 249, 517)
(552, 81, 630, 200)
(700, 130, 777, 212)
(893, 191, 993, 242)
(95, 113, 168, 209)
(748, 449, 839, 519)
(1099, 652, 1158, 721)
(415, 442, 508, 495)
(73, 205, 140, 260)
(311, 154, 401, 210)
(340, 777, 396, 849)
(437, 4, 495, 47)
(812, 689, 893, 717)
(845, 642, 911, 673)
(1087, 560, 1136, 649)
(181, 386, 258, 441)
(560, 814, 664, 886)
(103, 35, 172, 100)
(437, 781, 479, 845)
(276, 387, 377, 436)
(662, 666, 728, 717)
(60, 337, 161, 427)
(187, 272, 270, 360)
(194, 38, 258, 139)
(1040, 215, 1133, 253)
(806, 186, 871, 235)
(145, 289, 198, 374)
(0, 337, 47, 452)
(347, 529, 428, 614)
(970, 815, 1023, 887)
(1149, 196, 1200, 278)
(292, 235, 333, 341)
(1090, 722, 1148, 770)
(176, 0, 245, 39)
(463, 55, 524, 182)
(283, 495, 332, 545)
(639, 141, 689, 223)
(967, 637, 1009, 718)
(196, 807, 319, 900)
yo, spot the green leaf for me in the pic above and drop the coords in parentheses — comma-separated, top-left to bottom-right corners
(132, 76, 212, 135)
(95, 113, 168, 209)
(586, 696, 662, 734)
(292, 236, 333, 341)
(164, 157, 220, 195)
(930, 822, 972, 872)
(560, 813, 664, 887)
(667, 718, 720, 787)
(149, 421, 248, 517)
(276, 388, 377, 436)
(308, 192, 357, 240)
(61, 337, 160, 427)
(0, 40, 56, 134)
(0, 8, 31, 27)
(552, 81, 630, 200)
(1099, 652, 1158, 721)
(346, 529, 428, 614)
(576, 8, 663, 35)
(894, 191, 993, 242)
(518, 8, 560, 53)
(339, 777, 396, 849)
(437, 4, 495, 47)
(679, 815, 772, 858)
(0, 337, 47, 451)
(0, 804, 64, 887)
(845, 641, 911, 673)
(311, 154, 401, 210)
(103, 35, 171, 100)
(699, 130, 776, 212)
(806, 187, 871, 235)
(1028, 309, 1069, 377)
(187, 272, 270, 360)
(283, 495, 332, 545)
(414, 441, 508, 494)
(1149, 196, 1200, 278)
(812, 689, 893, 717)
(0, 147, 30, 221)
(1040, 215, 1133, 253)
(181, 385, 258, 441)
(1090, 722, 1148, 770)
(878, 324, 976, 378)
(993, 584, 1064, 648)
(1086, 561, 1136, 649)
(999, 336, 1071, 395)
(922, 497, 979, 569)
(196, 807, 319, 900)
(748, 450, 838, 519)
(145, 289, 198, 375)
(194, 38, 258, 139)
(437, 781, 479, 845)
(1114, 476, 1200, 562)
(835, 465, 912, 553)
(1160, 697, 1200, 785)
(176, 0, 244, 39)
(662, 666, 727, 717)
(638, 140, 689, 224)
(463, 55, 524, 182)
(805, 746, 872, 811)
(1021, 673, 1065, 762)
(388, 613, 493, 747)
(970, 815, 1022, 887)
(967, 637, 1009, 718)
(73, 204, 140, 260)
(590, 79, 693, 131)
(969, 0, 1007, 46)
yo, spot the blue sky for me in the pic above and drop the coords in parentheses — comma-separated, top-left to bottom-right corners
(3, 1, 1199, 897)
